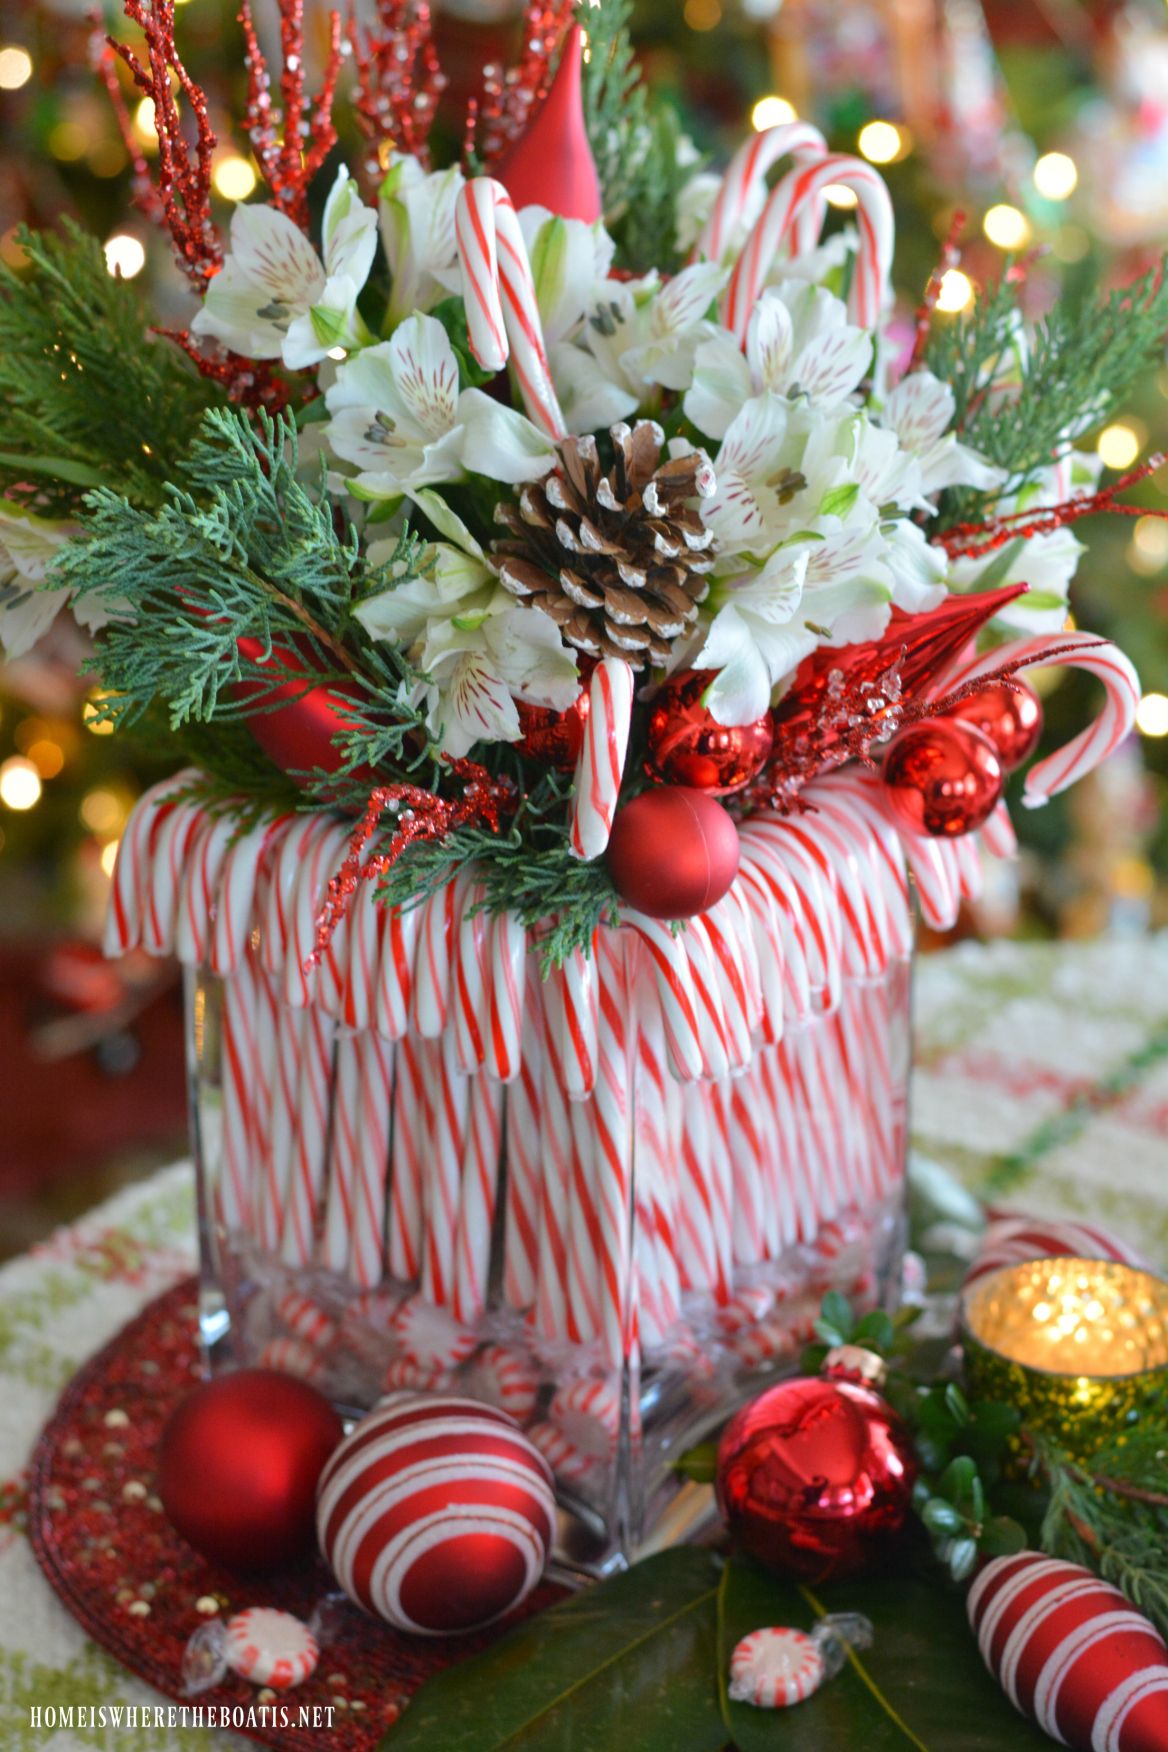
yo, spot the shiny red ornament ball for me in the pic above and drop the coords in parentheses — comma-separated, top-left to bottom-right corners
(605, 787, 740, 919)
(515, 689, 590, 770)
(316, 1394, 556, 1636)
(968, 1553, 1168, 1751)
(881, 717, 1003, 838)
(645, 671, 774, 794)
(945, 680, 1043, 772)
(716, 1376, 917, 1583)
(157, 1368, 343, 1573)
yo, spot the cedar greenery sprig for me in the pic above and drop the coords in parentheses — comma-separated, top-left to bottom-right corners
(926, 259, 1168, 526)
(0, 224, 219, 517)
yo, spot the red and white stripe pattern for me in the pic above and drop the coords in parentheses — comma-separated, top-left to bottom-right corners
(723, 152, 894, 339)
(454, 178, 566, 440)
(728, 1627, 826, 1709)
(275, 1290, 337, 1350)
(695, 121, 828, 264)
(941, 634, 1139, 808)
(549, 1375, 621, 1458)
(257, 1336, 324, 1382)
(465, 1344, 541, 1424)
(224, 1609, 319, 1690)
(569, 657, 635, 862)
(963, 1215, 1152, 1288)
(316, 1396, 555, 1635)
(968, 1554, 1168, 1752)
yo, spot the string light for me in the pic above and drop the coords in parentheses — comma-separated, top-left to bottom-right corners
(858, 120, 904, 165)
(983, 204, 1031, 250)
(1033, 151, 1078, 201)
(1097, 422, 1142, 471)
(683, 0, 722, 28)
(83, 694, 117, 736)
(104, 234, 146, 279)
(751, 95, 797, 130)
(80, 788, 128, 836)
(825, 184, 859, 210)
(212, 154, 257, 201)
(936, 268, 974, 314)
(134, 96, 159, 150)
(0, 45, 33, 90)
(1135, 692, 1168, 738)
(1052, 224, 1090, 264)
(1128, 515, 1168, 575)
(25, 738, 65, 780)
(48, 121, 87, 163)
(99, 839, 121, 878)
(0, 756, 42, 812)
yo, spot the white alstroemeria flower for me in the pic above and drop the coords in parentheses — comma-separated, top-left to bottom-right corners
(192, 166, 377, 370)
(698, 395, 799, 554)
(883, 518, 949, 614)
(0, 504, 114, 657)
(380, 155, 464, 325)
(619, 261, 727, 390)
(324, 313, 555, 496)
(686, 283, 872, 440)
(880, 370, 1006, 498)
(357, 537, 579, 757)
(519, 207, 617, 345)
(675, 169, 731, 257)
(949, 524, 1084, 634)
(693, 545, 813, 725)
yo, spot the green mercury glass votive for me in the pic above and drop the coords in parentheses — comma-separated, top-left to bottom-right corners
(960, 1255, 1168, 1463)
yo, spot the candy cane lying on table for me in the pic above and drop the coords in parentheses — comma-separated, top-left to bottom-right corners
(455, 177, 567, 440)
(944, 634, 1140, 807)
(570, 657, 635, 862)
(723, 152, 895, 341)
(695, 120, 828, 265)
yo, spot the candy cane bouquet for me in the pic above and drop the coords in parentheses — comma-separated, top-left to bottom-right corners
(3, 0, 1158, 1568)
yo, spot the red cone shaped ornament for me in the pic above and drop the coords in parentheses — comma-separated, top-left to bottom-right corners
(494, 26, 602, 222)
(766, 584, 1030, 787)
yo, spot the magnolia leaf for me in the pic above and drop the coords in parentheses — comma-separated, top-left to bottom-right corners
(383, 1548, 726, 1752)
(674, 1440, 719, 1484)
(0, 450, 107, 488)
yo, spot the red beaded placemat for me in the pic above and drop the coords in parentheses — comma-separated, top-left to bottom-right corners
(27, 1278, 567, 1750)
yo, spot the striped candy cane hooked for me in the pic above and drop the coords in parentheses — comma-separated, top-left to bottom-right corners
(723, 151, 895, 342)
(694, 120, 828, 265)
(454, 177, 568, 442)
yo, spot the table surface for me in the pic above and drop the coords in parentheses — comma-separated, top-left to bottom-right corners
(5, 933, 1168, 1750)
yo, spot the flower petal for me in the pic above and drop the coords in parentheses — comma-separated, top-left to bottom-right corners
(457, 389, 557, 483)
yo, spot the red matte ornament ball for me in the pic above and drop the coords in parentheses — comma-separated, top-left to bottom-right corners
(645, 671, 774, 794)
(716, 1376, 917, 1584)
(605, 787, 740, 919)
(157, 1368, 343, 1573)
(515, 689, 590, 770)
(944, 679, 1043, 772)
(881, 717, 1004, 838)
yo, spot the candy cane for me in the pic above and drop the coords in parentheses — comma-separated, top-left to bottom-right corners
(321, 1030, 361, 1277)
(630, 960, 682, 1347)
(550, 935, 598, 1098)
(218, 957, 259, 1235)
(374, 901, 423, 1041)
(723, 152, 894, 341)
(592, 931, 636, 1364)
(735, 859, 791, 1042)
(175, 811, 236, 968)
(104, 771, 197, 957)
(501, 959, 544, 1310)
(344, 1032, 395, 1287)
(695, 121, 828, 265)
(486, 911, 526, 1082)
(570, 657, 635, 862)
(388, 1031, 428, 1285)
(411, 880, 457, 1039)
(455, 177, 566, 440)
(210, 813, 290, 977)
(946, 634, 1139, 806)
(420, 1031, 469, 1309)
(343, 878, 385, 1033)
(531, 974, 587, 1345)
(142, 799, 204, 957)
(453, 1071, 503, 1325)
(980, 801, 1018, 860)
(451, 876, 489, 1074)
(285, 820, 351, 1010)
(622, 910, 705, 1081)
(280, 998, 335, 1266)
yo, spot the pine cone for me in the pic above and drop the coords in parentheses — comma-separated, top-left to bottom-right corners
(492, 420, 717, 669)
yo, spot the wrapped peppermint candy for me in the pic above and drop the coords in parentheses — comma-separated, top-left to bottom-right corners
(729, 1613, 873, 1710)
(182, 1603, 334, 1695)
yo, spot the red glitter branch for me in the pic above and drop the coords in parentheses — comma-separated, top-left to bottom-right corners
(91, 24, 162, 225)
(938, 455, 1168, 559)
(350, 0, 447, 181)
(309, 762, 519, 966)
(468, 0, 575, 165)
(106, 0, 222, 291)
(239, 0, 343, 230)
(909, 208, 966, 373)
(154, 328, 308, 413)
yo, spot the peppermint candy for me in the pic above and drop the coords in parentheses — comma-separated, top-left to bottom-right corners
(257, 1337, 324, 1383)
(275, 1291, 337, 1351)
(224, 1608, 319, 1690)
(548, 1376, 620, 1458)
(466, 1344, 541, 1424)
(729, 1628, 825, 1708)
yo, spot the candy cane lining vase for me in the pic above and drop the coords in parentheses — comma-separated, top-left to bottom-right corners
(124, 770, 913, 1575)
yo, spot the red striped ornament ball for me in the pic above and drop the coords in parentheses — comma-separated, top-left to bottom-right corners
(315, 1395, 556, 1636)
(968, 1553, 1168, 1752)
